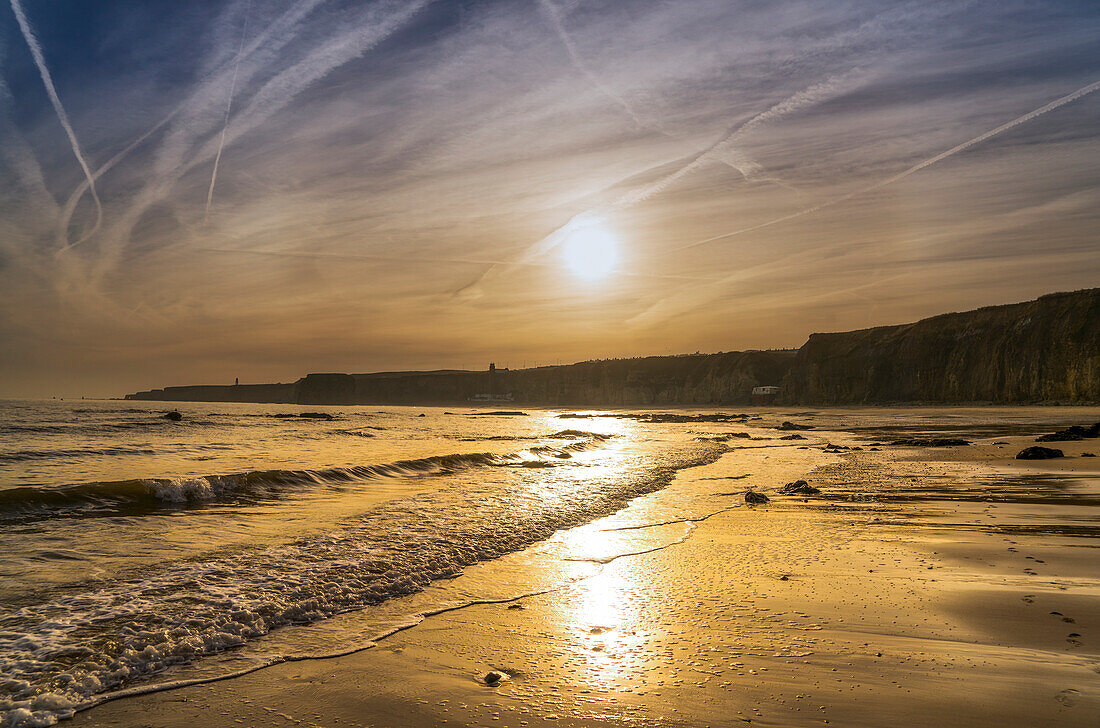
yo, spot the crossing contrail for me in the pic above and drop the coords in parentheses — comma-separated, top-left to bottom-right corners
(453, 72, 859, 298)
(673, 77, 1100, 252)
(537, 0, 646, 128)
(10, 0, 102, 246)
(57, 0, 330, 253)
(204, 0, 254, 224)
(625, 77, 1100, 327)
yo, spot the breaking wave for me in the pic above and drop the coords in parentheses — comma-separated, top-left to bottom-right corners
(0, 440, 609, 521)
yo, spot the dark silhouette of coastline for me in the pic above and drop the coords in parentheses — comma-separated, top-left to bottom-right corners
(126, 288, 1098, 406)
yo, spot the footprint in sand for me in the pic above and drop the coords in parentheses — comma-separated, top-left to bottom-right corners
(1054, 688, 1079, 707)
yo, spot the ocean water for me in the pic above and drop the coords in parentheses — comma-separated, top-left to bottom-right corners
(1, 400, 1096, 727)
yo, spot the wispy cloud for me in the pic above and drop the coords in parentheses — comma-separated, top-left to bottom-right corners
(1, 0, 1097, 396)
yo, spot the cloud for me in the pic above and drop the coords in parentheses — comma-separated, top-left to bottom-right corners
(0, 0, 1098, 396)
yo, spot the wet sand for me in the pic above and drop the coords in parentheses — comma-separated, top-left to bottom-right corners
(69, 423, 1100, 728)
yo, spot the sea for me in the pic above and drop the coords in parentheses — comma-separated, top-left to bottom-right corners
(0, 399, 1096, 727)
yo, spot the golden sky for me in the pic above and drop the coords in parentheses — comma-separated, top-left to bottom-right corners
(1, 0, 1099, 396)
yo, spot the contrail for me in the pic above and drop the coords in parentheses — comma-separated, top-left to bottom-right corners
(199, 247, 719, 282)
(537, 0, 646, 129)
(58, 0, 330, 253)
(624, 78, 1100, 327)
(86, 0, 440, 282)
(0, 77, 58, 222)
(673, 77, 1100, 252)
(453, 72, 859, 298)
(204, 0, 253, 224)
(10, 0, 102, 245)
(56, 110, 179, 252)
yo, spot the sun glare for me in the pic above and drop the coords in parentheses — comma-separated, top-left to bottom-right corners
(563, 225, 618, 280)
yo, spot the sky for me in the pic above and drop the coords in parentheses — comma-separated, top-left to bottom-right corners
(1, 0, 1098, 397)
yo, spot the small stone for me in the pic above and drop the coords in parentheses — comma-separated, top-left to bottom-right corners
(745, 490, 770, 505)
(484, 672, 503, 685)
(164, 410, 183, 421)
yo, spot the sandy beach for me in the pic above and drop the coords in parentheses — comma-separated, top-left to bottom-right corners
(64, 417, 1100, 728)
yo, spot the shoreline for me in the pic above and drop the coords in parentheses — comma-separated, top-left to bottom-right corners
(66, 421, 1100, 727)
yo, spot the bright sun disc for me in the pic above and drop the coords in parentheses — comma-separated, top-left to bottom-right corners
(563, 225, 618, 280)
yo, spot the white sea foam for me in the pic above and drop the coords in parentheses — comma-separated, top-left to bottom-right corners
(0, 429, 721, 727)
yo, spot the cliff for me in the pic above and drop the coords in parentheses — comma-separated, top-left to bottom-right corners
(126, 288, 1099, 406)
(780, 288, 1099, 404)
(128, 352, 796, 406)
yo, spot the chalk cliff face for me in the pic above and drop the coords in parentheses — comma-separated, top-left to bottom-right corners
(780, 289, 1099, 404)
(126, 288, 1099, 406)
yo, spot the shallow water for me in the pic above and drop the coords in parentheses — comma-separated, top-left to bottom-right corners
(1, 400, 1097, 727)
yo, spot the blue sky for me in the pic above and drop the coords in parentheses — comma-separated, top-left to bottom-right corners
(1, 0, 1098, 395)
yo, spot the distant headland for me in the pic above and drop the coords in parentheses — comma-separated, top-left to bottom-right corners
(127, 288, 1099, 406)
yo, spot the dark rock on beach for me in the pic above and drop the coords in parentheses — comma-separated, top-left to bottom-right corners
(780, 480, 821, 495)
(779, 434, 806, 440)
(1016, 446, 1064, 460)
(745, 490, 770, 504)
(163, 410, 183, 421)
(484, 672, 503, 685)
(778, 421, 814, 431)
(889, 438, 970, 447)
(1036, 423, 1100, 442)
(272, 412, 336, 420)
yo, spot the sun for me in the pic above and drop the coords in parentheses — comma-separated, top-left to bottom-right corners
(562, 224, 619, 280)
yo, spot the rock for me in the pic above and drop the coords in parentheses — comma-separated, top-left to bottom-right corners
(889, 438, 970, 447)
(744, 490, 770, 504)
(780, 479, 821, 495)
(506, 603, 526, 610)
(484, 672, 503, 685)
(1037, 423, 1100, 442)
(298, 412, 335, 420)
(163, 410, 183, 421)
(1082, 453, 1096, 458)
(418, 413, 427, 417)
(778, 421, 814, 431)
(1016, 446, 1064, 460)
(779, 434, 806, 440)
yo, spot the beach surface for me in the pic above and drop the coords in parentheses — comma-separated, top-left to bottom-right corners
(65, 415, 1100, 728)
